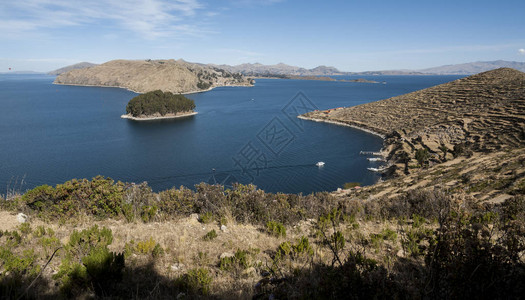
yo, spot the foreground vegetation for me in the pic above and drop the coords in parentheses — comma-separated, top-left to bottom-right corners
(1, 176, 524, 299)
(125, 90, 196, 117)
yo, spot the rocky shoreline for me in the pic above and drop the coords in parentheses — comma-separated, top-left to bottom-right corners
(121, 111, 198, 121)
(54, 82, 252, 95)
(297, 115, 386, 139)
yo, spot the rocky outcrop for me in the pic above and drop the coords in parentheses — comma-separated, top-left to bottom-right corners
(302, 68, 525, 176)
(54, 59, 253, 94)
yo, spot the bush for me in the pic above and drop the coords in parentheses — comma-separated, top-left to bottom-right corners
(266, 221, 286, 238)
(415, 148, 429, 167)
(181, 268, 213, 296)
(199, 212, 214, 224)
(55, 225, 124, 297)
(219, 249, 259, 276)
(140, 205, 158, 222)
(202, 230, 218, 241)
(135, 237, 156, 254)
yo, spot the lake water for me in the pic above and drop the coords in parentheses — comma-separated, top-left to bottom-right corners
(0, 74, 463, 194)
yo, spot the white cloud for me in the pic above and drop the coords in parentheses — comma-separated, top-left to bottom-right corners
(519, 49, 525, 55)
(0, 0, 211, 38)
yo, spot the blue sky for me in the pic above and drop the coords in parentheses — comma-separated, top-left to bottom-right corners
(1, 0, 525, 72)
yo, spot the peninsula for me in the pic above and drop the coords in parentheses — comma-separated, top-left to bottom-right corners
(53, 59, 254, 94)
(121, 90, 197, 121)
(301, 67, 525, 202)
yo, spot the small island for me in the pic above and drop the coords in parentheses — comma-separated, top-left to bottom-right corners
(121, 90, 197, 121)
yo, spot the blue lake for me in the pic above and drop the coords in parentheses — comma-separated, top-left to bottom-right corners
(0, 74, 463, 194)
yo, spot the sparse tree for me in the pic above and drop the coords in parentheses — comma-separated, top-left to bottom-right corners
(415, 148, 429, 167)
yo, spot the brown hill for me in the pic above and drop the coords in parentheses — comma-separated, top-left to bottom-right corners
(54, 59, 253, 94)
(302, 68, 525, 174)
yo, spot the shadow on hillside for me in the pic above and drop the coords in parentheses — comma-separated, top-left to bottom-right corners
(1, 261, 184, 300)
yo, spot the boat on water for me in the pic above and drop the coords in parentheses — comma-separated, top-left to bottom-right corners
(367, 166, 387, 172)
(367, 157, 384, 162)
(316, 162, 325, 167)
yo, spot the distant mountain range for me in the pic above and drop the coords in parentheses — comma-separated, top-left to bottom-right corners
(417, 60, 525, 75)
(208, 60, 525, 76)
(47, 62, 98, 75)
(206, 62, 344, 76)
(348, 60, 525, 75)
(48, 60, 525, 77)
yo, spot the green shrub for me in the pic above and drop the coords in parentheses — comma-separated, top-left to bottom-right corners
(37, 227, 61, 257)
(158, 186, 195, 217)
(266, 221, 286, 238)
(34, 225, 46, 237)
(135, 237, 157, 254)
(3, 230, 22, 247)
(415, 148, 429, 167)
(381, 228, 397, 242)
(0, 248, 41, 278)
(292, 236, 314, 256)
(182, 268, 213, 296)
(202, 229, 218, 241)
(219, 249, 250, 271)
(17, 222, 32, 235)
(199, 212, 214, 224)
(19, 177, 127, 220)
(277, 242, 292, 258)
(128, 237, 164, 258)
(140, 205, 158, 222)
(152, 243, 164, 258)
(55, 225, 124, 297)
(330, 231, 345, 253)
(412, 214, 426, 228)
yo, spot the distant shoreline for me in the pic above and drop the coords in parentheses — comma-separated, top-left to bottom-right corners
(297, 115, 386, 139)
(52, 82, 252, 95)
(121, 111, 198, 121)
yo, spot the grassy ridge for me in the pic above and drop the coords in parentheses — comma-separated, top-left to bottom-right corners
(1, 177, 524, 298)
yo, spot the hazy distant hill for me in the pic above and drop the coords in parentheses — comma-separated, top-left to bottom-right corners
(207, 60, 525, 76)
(345, 60, 525, 76)
(0, 70, 44, 75)
(54, 59, 253, 94)
(348, 70, 426, 75)
(418, 60, 525, 75)
(207, 62, 344, 76)
(48, 62, 98, 75)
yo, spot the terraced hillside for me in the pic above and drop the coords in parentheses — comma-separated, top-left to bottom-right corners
(302, 68, 525, 175)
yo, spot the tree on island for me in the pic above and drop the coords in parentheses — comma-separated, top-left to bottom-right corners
(125, 90, 196, 117)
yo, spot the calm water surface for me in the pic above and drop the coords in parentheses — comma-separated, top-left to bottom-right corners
(0, 74, 463, 194)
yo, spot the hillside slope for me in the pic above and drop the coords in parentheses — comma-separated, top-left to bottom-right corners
(302, 68, 525, 178)
(54, 59, 253, 94)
